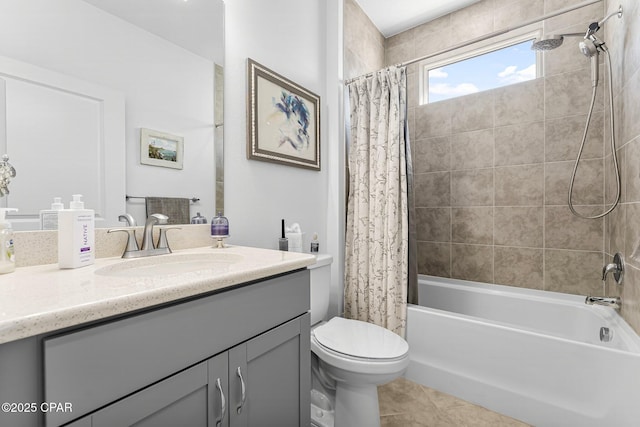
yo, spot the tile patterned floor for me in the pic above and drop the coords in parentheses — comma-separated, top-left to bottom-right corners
(378, 378, 531, 427)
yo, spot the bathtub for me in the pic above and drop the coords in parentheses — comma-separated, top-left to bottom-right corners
(405, 275, 640, 427)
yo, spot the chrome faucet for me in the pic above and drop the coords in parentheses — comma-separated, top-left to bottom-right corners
(118, 213, 137, 227)
(586, 252, 625, 311)
(141, 213, 168, 251)
(110, 213, 178, 258)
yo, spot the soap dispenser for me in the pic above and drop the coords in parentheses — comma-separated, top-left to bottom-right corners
(58, 194, 95, 269)
(211, 212, 229, 248)
(40, 197, 64, 230)
(211, 212, 229, 236)
(0, 208, 18, 274)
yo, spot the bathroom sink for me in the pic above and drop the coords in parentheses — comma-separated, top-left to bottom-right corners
(95, 253, 244, 277)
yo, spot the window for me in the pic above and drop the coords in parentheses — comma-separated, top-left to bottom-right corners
(419, 31, 541, 104)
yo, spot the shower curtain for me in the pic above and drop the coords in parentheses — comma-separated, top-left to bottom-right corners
(344, 65, 416, 337)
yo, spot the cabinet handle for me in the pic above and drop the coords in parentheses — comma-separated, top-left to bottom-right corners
(236, 367, 246, 414)
(215, 378, 226, 426)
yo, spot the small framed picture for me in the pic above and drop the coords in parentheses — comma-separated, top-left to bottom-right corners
(140, 128, 184, 170)
(247, 58, 321, 171)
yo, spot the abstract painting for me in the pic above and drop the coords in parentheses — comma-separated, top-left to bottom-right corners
(247, 59, 320, 171)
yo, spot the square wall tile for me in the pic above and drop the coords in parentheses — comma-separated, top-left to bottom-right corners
(545, 206, 604, 251)
(415, 172, 450, 207)
(494, 122, 544, 166)
(605, 202, 625, 256)
(493, 0, 543, 31)
(494, 247, 543, 289)
(414, 136, 450, 173)
(545, 159, 604, 206)
(414, 101, 452, 139)
(494, 79, 544, 127)
(545, 112, 604, 162)
(544, 249, 603, 295)
(451, 92, 494, 134)
(416, 208, 451, 242)
(451, 244, 493, 283)
(452, 207, 494, 245)
(418, 242, 450, 277)
(451, 169, 494, 207)
(450, 129, 494, 170)
(495, 164, 543, 206)
(494, 207, 543, 247)
(545, 66, 604, 120)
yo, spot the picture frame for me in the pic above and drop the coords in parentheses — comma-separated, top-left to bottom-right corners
(247, 58, 321, 171)
(140, 128, 184, 170)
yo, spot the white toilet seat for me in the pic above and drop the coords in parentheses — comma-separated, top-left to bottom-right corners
(311, 317, 409, 375)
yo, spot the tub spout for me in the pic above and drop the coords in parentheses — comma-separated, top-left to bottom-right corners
(585, 295, 620, 310)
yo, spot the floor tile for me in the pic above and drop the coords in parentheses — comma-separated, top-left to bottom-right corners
(378, 378, 530, 427)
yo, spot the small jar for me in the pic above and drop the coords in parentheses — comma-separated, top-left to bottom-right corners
(211, 212, 229, 236)
(191, 212, 207, 224)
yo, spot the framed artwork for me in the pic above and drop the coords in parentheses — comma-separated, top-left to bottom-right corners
(140, 128, 184, 170)
(247, 58, 321, 171)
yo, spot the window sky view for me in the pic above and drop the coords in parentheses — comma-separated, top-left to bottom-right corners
(427, 40, 536, 103)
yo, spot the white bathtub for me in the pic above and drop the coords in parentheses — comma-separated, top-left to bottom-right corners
(405, 275, 640, 427)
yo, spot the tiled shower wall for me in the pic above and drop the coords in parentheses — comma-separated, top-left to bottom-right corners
(386, 0, 610, 296)
(344, 0, 384, 81)
(604, 0, 640, 332)
(345, 0, 640, 333)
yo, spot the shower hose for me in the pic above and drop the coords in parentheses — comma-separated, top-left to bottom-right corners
(568, 45, 621, 219)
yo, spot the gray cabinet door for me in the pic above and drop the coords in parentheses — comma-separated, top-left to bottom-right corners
(208, 351, 230, 427)
(229, 313, 311, 427)
(90, 361, 209, 427)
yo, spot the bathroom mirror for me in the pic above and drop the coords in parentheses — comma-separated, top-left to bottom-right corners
(0, 0, 224, 230)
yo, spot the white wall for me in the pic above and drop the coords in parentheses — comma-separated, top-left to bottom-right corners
(0, 0, 216, 226)
(225, 0, 328, 250)
(225, 0, 345, 314)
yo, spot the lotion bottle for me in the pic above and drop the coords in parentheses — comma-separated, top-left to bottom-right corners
(40, 197, 64, 230)
(0, 208, 18, 274)
(58, 194, 95, 269)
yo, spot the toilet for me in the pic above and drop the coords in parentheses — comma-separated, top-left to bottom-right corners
(308, 254, 410, 427)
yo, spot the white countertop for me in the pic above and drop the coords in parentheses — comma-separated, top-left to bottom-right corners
(0, 245, 316, 345)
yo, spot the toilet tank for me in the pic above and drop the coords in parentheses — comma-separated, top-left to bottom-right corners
(308, 253, 333, 325)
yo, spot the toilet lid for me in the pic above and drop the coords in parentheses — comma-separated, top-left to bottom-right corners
(313, 317, 408, 359)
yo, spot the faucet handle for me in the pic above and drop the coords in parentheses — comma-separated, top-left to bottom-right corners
(149, 213, 169, 224)
(108, 228, 140, 256)
(603, 252, 625, 285)
(157, 226, 181, 251)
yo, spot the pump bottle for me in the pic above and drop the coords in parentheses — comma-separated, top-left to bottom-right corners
(40, 197, 64, 230)
(58, 195, 95, 269)
(0, 208, 18, 274)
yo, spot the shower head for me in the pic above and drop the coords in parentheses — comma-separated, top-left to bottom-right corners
(531, 33, 584, 51)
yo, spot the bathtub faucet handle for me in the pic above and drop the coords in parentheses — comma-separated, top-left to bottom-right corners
(602, 252, 624, 284)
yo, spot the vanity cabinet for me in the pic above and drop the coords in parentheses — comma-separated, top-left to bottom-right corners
(68, 314, 310, 427)
(0, 268, 310, 427)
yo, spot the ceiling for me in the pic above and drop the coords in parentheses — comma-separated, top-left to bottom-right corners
(354, 0, 482, 37)
(82, 0, 224, 63)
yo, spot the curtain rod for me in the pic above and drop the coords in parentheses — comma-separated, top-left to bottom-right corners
(345, 0, 602, 85)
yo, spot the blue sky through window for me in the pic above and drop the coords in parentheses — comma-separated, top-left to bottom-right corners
(427, 40, 536, 103)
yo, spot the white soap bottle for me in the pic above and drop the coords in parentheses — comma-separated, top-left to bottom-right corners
(0, 208, 18, 274)
(58, 194, 95, 269)
(40, 197, 64, 230)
